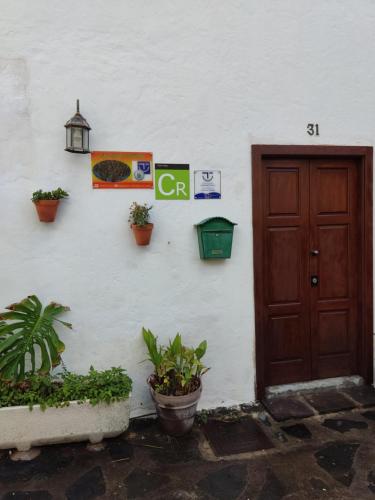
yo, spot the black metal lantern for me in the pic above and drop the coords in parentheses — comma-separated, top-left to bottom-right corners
(65, 99, 91, 154)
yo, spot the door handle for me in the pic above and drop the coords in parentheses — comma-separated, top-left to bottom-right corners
(310, 249, 319, 256)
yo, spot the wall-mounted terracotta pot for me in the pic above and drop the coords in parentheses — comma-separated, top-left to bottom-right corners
(34, 200, 60, 223)
(131, 223, 153, 246)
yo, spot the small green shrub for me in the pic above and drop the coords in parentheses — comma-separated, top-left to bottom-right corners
(129, 202, 152, 227)
(0, 367, 132, 410)
(32, 188, 69, 202)
(142, 328, 208, 396)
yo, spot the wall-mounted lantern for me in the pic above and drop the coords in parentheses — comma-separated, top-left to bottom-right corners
(64, 99, 91, 154)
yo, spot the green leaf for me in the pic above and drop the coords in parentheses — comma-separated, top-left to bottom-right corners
(195, 340, 207, 360)
(170, 333, 182, 356)
(0, 332, 24, 353)
(0, 296, 71, 382)
(37, 340, 51, 374)
(142, 327, 163, 369)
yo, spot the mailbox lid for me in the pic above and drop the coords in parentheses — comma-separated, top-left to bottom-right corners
(195, 217, 237, 231)
(201, 230, 234, 259)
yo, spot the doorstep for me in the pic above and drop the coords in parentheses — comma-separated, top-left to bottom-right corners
(262, 385, 375, 421)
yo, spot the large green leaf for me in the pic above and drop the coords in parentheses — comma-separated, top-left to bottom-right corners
(142, 327, 163, 369)
(0, 295, 71, 382)
(195, 340, 207, 360)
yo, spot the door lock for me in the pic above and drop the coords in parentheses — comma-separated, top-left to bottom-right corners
(311, 275, 319, 287)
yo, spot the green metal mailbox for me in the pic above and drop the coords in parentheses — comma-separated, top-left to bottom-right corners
(195, 217, 237, 259)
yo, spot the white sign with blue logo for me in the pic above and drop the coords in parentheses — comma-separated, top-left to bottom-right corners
(194, 170, 221, 199)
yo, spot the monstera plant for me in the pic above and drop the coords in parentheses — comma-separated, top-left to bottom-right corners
(0, 295, 71, 382)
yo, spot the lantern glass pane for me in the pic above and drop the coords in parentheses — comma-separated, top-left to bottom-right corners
(66, 127, 71, 148)
(71, 127, 83, 149)
(83, 129, 89, 151)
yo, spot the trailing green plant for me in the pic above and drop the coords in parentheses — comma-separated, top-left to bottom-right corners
(129, 202, 152, 227)
(31, 188, 69, 202)
(142, 328, 208, 396)
(0, 295, 71, 383)
(0, 367, 132, 410)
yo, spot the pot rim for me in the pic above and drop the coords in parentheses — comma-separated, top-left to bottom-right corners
(33, 199, 60, 204)
(131, 223, 154, 230)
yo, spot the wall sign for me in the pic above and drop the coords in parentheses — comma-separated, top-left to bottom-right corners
(91, 151, 153, 189)
(155, 164, 190, 200)
(194, 170, 221, 199)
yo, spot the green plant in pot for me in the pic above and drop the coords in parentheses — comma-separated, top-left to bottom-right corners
(142, 327, 208, 436)
(129, 202, 153, 246)
(32, 188, 69, 223)
(0, 295, 132, 452)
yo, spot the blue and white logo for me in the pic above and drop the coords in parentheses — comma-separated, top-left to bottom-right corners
(137, 161, 151, 175)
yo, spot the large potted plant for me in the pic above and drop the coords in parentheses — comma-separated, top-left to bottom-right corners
(142, 328, 208, 436)
(0, 296, 132, 452)
(129, 202, 153, 246)
(32, 188, 69, 222)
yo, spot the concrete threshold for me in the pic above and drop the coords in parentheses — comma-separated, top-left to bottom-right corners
(266, 375, 364, 397)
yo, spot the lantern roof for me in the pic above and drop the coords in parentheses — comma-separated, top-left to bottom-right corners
(64, 100, 91, 130)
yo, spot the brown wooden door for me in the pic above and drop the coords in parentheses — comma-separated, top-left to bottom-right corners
(261, 156, 360, 387)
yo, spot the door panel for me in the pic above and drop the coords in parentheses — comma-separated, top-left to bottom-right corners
(316, 168, 349, 214)
(263, 159, 310, 386)
(318, 310, 349, 354)
(310, 159, 359, 379)
(268, 169, 300, 216)
(261, 156, 360, 387)
(317, 225, 349, 299)
(266, 227, 301, 303)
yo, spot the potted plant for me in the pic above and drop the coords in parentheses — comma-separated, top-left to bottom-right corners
(129, 202, 153, 246)
(32, 188, 69, 222)
(142, 327, 208, 436)
(0, 296, 132, 452)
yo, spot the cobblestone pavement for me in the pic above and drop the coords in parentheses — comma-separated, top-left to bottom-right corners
(2, 389, 375, 499)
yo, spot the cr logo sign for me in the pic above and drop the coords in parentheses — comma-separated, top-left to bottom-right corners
(155, 164, 190, 200)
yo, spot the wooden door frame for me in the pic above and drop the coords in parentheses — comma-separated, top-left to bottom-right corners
(252, 145, 373, 399)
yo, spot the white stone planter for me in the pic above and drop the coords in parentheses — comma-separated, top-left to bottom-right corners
(0, 397, 131, 451)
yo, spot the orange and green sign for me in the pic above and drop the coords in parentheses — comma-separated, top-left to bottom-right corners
(91, 151, 153, 189)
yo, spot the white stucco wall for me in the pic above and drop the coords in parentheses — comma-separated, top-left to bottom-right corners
(0, 1, 374, 416)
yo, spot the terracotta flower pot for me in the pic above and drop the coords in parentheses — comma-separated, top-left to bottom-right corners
(131, 223, 153, 246)
(34, 200, 60, 223)
(148, 377, 202, 436)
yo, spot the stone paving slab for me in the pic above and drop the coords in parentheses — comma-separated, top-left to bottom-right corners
(261, 395, 315, 421)
(304, 390, 356, 414)
(342, 385, 375, 407)
(203, 417, 274, 457)
(280, 423, 312, 440)
(322, 418, 368, 434)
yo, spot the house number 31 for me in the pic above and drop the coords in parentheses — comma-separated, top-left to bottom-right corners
(307, 123, 320, 136)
